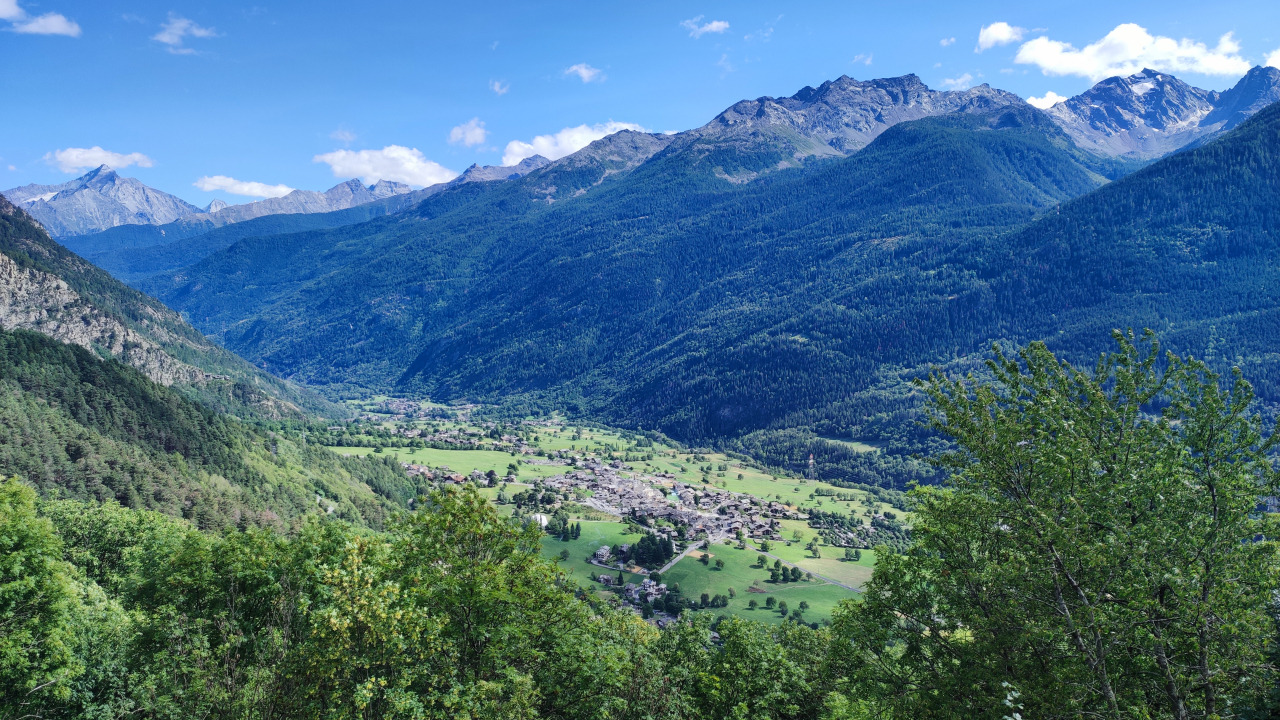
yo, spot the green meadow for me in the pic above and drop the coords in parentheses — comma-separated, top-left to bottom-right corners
(659, 541, 858, 625)
(537, 520, 651, 588)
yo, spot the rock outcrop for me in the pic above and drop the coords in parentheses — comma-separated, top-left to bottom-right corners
(0, 250, 206, 386)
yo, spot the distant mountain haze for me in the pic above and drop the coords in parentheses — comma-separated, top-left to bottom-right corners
(3, 165, 202, 238)
(190, 178, 413, 226)
(2, 172, 417, 239)
(60, 155, 556, 279)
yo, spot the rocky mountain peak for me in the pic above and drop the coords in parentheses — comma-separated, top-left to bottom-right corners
(368, 179, 412, 198)
(80, 164, 118, 182)
(1, 167, 201, 237)
(1043, 66, 1279, 158)
(1206, 65, 1280, 131)
(455, 155, 553, 184)
(695, 72, 1025, 156)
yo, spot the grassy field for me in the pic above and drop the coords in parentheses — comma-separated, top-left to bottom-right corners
(660, 541, 858, 625)
(327, 417, 906, 522)
(537, 520, 651, 589)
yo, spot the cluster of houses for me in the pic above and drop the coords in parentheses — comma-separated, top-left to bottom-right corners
(398, 432, 809, 551)
(535, 458, 798, 543)
(596, 573, 669, 605)
(357, 399, 476, 422)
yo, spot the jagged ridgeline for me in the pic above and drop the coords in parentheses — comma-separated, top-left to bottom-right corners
(145, 107, 1114, 409)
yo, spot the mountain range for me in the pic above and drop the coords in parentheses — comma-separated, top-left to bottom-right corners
(11, 66, 1276, 247)
(6, 65, 1280, 489)
(1, 169, 419, 239)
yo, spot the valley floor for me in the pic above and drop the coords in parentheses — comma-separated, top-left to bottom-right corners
(321, 405, 906, 625)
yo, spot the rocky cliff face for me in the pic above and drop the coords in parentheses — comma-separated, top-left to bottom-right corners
(1045, 66, 1280, 158)
(3, 165, 202, 237)
(0, 195, 318, 418)
(0, 250, 206, 386)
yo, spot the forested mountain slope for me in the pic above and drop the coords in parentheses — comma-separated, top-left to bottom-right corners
(0, 197, 419, 530)
(145, 108, 1111, 442)
(72, 192, 440, 282)
(0, 326, 415, 529)
(0, 195, 338, 418)
(958, 97, 1280, 391)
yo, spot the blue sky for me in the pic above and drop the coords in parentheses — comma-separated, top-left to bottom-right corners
(3, 0, 1279, 205)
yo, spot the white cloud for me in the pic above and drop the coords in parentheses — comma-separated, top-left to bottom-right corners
(1, 0, 80, 36)
(152, 14, 216, 54)
(852, 53, 872, 65)
(44, 147, 153, 173)
(194, 175, 294, 199)
(502, 121, 645, 166)
(8, 165, 16, 171)
(564, 63, 604, 83)
(490, 79, 510, 95)
(940, 37, 955, 47)
(1268, 48, 1280, 68)
(329, 129, 356, 143)
(1015, 24, 1251, 80)
(977, 22, 1025, 52)
(1026, 91, 1068, 109)
(940, 73, 974, 90)
(449, 118, 488, 147)
(13, 12, 80, 35)
(314, 146, 458, 187)
(681, 15, 729, 38)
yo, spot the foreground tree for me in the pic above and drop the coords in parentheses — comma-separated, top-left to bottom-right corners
(831, 332, 1280, 720)
(0, 477, 81, 719)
